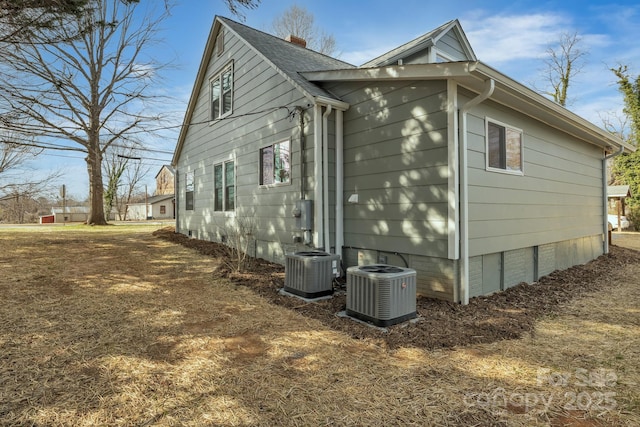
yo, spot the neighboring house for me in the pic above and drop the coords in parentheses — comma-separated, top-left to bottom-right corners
(155, 165, 175, 196)
(50, 206, 90, 223)
(171, 17, 634, 303)
(127, 194, 175, 220)
(46, 206, 116, 223)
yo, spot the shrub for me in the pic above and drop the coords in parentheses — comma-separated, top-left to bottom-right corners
(625, 205, 640, 231)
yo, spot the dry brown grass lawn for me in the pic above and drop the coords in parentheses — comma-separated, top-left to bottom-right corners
(1, 225, 639, 426)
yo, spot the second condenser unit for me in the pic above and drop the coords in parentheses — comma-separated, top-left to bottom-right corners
(284, 251, 340, 298)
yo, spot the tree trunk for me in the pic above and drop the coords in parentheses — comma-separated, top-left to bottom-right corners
(86, 149, 107, 225)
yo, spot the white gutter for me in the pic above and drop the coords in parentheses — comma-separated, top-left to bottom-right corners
(314, 104, 323, 249)
(459, 79, 494, 305)
(603, 146, 624, 254)
(335, 109, 344, 259)
(322, 104, 333, 252)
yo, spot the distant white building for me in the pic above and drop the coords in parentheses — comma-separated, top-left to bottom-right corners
(41, 206, 117, 223)
(126, 194, 175, 220)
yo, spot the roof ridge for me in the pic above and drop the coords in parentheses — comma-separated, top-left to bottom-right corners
(217, 15, 355, 68)
(360, 19, 459, 67)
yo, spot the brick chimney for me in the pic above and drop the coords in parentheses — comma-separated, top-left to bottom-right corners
(285, 34, 307, 48)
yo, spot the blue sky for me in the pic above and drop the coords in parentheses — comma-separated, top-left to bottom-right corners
(24, 0, 640, 200)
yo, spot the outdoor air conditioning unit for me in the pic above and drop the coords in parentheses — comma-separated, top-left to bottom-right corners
(284, 251, 340, 298)
(346, 264, 417, 327)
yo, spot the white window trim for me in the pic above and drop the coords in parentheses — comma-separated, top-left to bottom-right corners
(259, 139, 292, 187)
(485, 117, 524, 176)
(213, 154, 236, 214)
(209, 61, 233, 122)
(185, 170, 195, 211)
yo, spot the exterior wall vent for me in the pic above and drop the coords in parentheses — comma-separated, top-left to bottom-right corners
(284, 251, 340, 298)
(346, 264, 417, 327)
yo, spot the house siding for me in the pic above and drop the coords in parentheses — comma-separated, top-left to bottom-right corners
(461, 90, 605, 297)
(436, 30, 467, 60)
(326, 79, 455, 298)
(175, 27, 316, 262)
(463, 93, 604, 256)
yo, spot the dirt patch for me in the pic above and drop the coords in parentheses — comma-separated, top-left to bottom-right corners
(153, 227, 640, 350)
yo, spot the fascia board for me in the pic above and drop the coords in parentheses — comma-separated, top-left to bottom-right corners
(172, 19, 222, 166)
(469, 62, 633, 153)
(302, 62, 477, 82)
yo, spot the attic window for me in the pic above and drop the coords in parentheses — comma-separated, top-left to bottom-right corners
(216, 30, 224, 56)
(211, 63, 233, 121)
(486, 118, 523, 174)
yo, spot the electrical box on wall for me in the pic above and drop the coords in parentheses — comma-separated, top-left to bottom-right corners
(294, 199, 313, 231)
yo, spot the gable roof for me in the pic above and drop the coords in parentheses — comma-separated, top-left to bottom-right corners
(303, 61, 634, 153)
(173, 17, 633, 165)
(155, 164, 174, 179)
(607, 185, 631, 198)
(361, 19, 476, 67)
(172, 16, 354, 165)
(219, 17, 355, 100)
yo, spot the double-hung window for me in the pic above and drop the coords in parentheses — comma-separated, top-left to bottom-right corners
(214, 160, 235, 211)
(185, 171, 194, 211)
(211, 63, 233, 121)
(486, 118, 523, 174)
(260, 140, 291, 185)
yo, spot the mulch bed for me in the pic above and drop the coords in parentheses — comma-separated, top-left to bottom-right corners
(153, 227, 640, 350)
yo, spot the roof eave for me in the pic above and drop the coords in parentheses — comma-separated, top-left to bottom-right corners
(304, 61, 633, 154)
(172, 18, 222, 166)
(302, 62, 477, 82)
(469, 62, 634, 153)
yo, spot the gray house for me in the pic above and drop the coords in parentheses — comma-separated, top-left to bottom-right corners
(172, 17, 633, 303)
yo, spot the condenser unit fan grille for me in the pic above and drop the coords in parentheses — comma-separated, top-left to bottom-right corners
(346, 264, 416, 327)
(284, 251, 340, 298)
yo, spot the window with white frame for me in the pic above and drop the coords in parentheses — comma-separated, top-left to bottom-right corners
(211, 63, 233, 121)
(260, 140, 291, 185)
(185, 171, 194, 210)
(214, 160, 235, 211)
(486, 119, 523, 173)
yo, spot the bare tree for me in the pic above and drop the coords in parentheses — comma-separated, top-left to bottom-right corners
(0, 170, 61, 223)
(271, 5, 337, 56)
(0, 0, 171, 225)
(119, 157, 148, 220)
(103, 146, 148, 220)
(0, 141, 35, 178)
(222, 0, 260, 20)
(537, 32, 586, 107)
(0, 0, 88, 43)
(103, 147, 128, 220)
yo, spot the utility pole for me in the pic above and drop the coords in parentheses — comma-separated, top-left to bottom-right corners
(145, 184, 149, 220)
(61, 184, 66, 225)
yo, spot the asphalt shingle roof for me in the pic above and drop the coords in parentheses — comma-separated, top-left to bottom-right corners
(219, 17, 355, 100)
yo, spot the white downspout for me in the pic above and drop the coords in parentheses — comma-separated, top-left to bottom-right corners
(322, 104, 332, 252)
(603, 146, 624, 254)
(335, 109, 344, 259)
(459, 79, 495, 305)
(314, 104, 324, 249)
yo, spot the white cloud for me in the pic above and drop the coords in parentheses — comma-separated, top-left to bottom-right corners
(462, 12, 570, 63)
